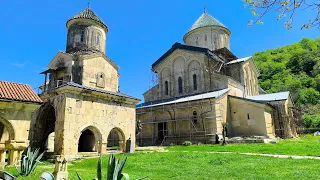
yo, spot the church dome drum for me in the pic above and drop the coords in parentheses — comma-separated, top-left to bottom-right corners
(66, 7, 108, 54)
(183, 11, 231, 51)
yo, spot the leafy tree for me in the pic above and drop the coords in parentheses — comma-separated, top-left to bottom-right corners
(243, 0, 320, 29)
(254, 38, 320, 128)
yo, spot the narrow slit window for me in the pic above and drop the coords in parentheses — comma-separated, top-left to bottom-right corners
(193, 74, 197, 91)
(165, 81, 169, 95)
(178, 77, 183, 94)
(96, 34, 100, 46)
(247, 113, 250, 120)
(80, 31, 85, 42)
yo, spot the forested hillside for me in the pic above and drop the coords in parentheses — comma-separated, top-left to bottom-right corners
(253, 38, 320, 128)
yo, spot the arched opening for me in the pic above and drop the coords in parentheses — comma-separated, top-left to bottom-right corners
(0, 118, 13, 163)
(107, 128, 125, 152)
(78, 129, 96, 152)
(77, 126, 102, 153)
(33, 104, 56, 152)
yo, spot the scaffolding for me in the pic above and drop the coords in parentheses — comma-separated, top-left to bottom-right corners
(137, 52, 229, 146)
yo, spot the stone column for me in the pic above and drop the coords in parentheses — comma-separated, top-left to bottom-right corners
(0, 151, 6, 163)
(8, 150, 17, 165)
(100, 142, 107, 154)
(119, 140, 125, 152)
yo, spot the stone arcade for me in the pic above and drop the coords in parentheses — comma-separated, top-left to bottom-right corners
(136, 10, 298, 146)
(28, 7, 139, 159)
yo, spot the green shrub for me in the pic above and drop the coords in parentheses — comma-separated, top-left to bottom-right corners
(15, 147, 44, 177)
(302, 114, 320, 128)
(182, 141, 192, 146)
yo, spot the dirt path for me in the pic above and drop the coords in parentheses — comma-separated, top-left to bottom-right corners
(171, 150, 320, 160)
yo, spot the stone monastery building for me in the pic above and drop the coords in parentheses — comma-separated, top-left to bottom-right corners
(136, 10, 298, 146)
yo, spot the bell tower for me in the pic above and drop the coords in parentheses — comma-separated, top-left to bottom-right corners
(65, 5, 108, 54)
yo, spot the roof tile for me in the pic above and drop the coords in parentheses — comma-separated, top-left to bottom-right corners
(0, 81, 42, 103)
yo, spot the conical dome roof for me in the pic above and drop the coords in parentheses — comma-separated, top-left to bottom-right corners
(187, 12, 230, 34)
(67, 8, 107, 29)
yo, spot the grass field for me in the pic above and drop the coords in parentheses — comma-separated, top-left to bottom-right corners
(5, 135, 320, 180)
(167, 134, 320, 156)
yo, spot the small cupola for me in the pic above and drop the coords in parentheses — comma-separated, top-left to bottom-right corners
(65, 5, 108, 54)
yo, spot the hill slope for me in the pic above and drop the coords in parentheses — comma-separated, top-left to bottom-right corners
(253, 38, 320, 128)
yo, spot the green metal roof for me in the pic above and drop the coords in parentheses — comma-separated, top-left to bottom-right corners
(67, 8, 107, 29)
(187, 12, 230, 34)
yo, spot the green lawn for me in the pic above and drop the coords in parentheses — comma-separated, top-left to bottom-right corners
(167, 134, 320, 156)
(5, 135, 320, 180)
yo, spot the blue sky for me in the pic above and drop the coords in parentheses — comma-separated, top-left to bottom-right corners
(0, 0, 318, 101)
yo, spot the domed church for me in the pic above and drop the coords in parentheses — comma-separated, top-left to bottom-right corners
(136, 10, 298, 145)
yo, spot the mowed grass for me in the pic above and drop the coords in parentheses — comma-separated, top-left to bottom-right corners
(167, 134, 320, 156)
(5, 135, 320, 179)
(6, 152, 320, 180)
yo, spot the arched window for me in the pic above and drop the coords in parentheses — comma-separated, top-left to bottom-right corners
(193, 111, 198, 124)
(96, 34, 100, 46)
(178, 77, 183, 94)
(204, 34, 207, 42)
(80, 30, 85, 42)
(193, 74, 197, 91)
(165, 81, 169, 95)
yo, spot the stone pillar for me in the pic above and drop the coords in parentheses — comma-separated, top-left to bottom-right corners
(16, 150, 24, 166)
(100, 142, 107, 154)
(0, 151, 6, 163)
(5, 140, 28, 165)
(8, 150, 17, 165)
(119, 140, 125, 152)
(53, 156, 69, 180)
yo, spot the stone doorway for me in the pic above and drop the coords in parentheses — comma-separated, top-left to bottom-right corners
(107, 128, 125, 152)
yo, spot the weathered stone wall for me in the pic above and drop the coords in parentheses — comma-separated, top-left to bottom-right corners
(0, 101, 39, 141)
(153, 50, 207, 99)
(61, 91, 136, 156)
(81, 55, 119, 92)
(228, 96, 275, 137)
(242, 61, 259, 96)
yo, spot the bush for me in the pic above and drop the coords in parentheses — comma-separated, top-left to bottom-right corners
(182, 141, 192, 146)
(302, 114, 320, 128)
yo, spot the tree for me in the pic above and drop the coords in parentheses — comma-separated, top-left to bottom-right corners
(243, 0, 320, 29)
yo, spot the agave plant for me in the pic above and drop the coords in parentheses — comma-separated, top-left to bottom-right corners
(77, 154, 146, 180)
(14, 147, 44, 177)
